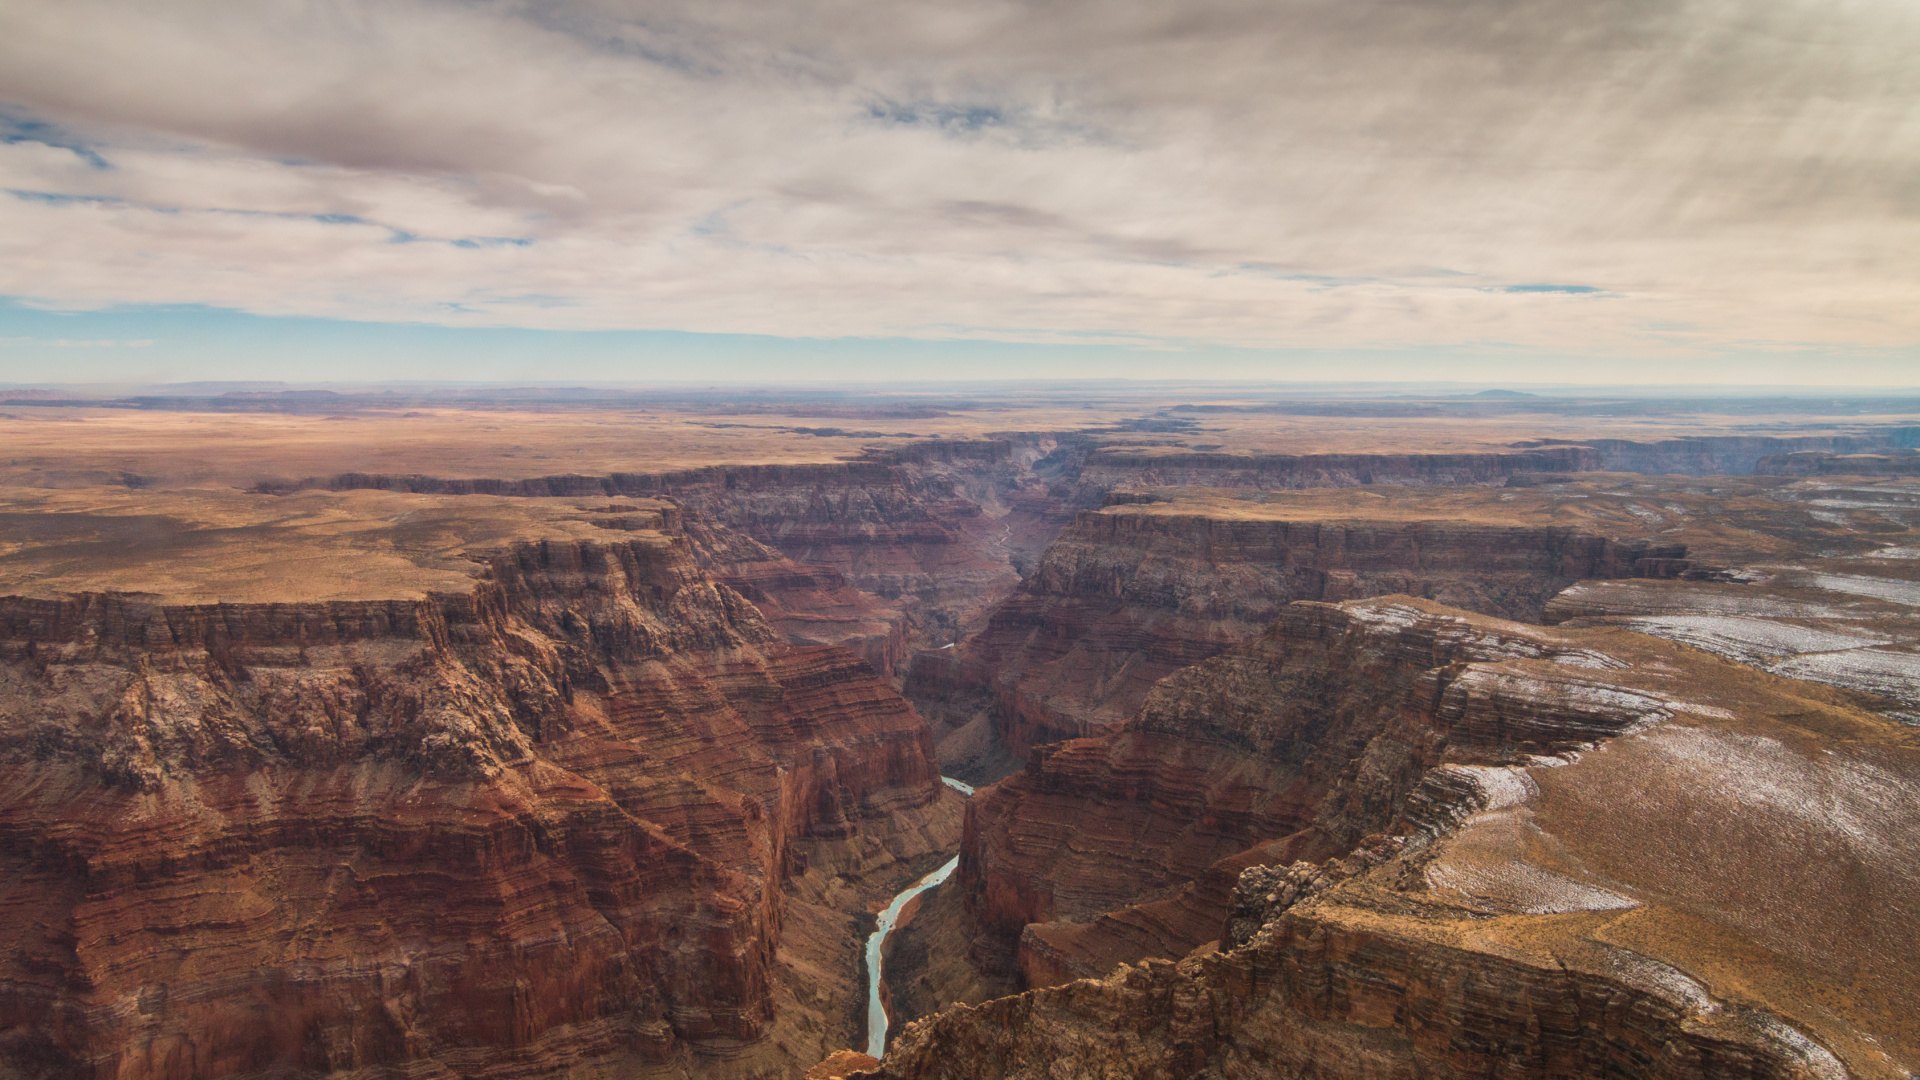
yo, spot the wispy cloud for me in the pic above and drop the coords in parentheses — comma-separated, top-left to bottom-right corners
(0, 0, 1913, 363)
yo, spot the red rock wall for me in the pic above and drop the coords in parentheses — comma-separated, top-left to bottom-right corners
(953, 600, 1647, 989)
(0, 532, 947, 1079)
(911, 512, 1688, 760)
(257, 443, 1040, 656)
(872, 916, 1840, 1080)
(871, 600, 1866, 1080)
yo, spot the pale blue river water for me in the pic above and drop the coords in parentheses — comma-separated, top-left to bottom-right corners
(864, 775, 974, 1058)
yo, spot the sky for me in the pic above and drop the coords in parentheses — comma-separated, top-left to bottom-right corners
(1, 0, 1916, 385)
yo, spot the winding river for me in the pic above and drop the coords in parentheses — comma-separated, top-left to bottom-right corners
(864, 775, 974, 1058)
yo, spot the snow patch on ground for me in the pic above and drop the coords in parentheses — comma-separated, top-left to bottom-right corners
(1805, 573, 1920, 607)
(1425, 857, 1640, 915)
(1618, 615, 1892, 665)
(1765, 648, 1920, 706)
(1447, 764, 1540, 811)
(1648, 725, 1920, 861)
(1557, 582, 1844, 619)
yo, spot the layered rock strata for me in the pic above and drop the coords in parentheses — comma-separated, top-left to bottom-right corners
(677, 509, 910, 680)
(1054, 433, 1920, 505)
(0, 524, 959, 1079)
(910, 506, 1688, 765)
(1069, 446, 1598, 495)
(872, 597, 1919, 1080)
(954, 599, 1652, 990)
(261, 441, 1059, 659)
(1543, 433, 1918, 475)
(1757, 449, 1920, 476)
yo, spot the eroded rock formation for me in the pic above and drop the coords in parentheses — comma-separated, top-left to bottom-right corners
(258, 442, 1050, 654)
(910, 504, 1688, 766)
(0, 518, 960, 1079)
(872, 597, 1919, 1080)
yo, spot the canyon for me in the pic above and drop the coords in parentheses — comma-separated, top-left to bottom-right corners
(870, 596, 1920, 1080)
(0, 495, 966, 1079)
(0, 387, 1914, 1080)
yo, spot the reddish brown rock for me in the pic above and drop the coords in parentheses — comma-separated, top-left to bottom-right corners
(911, 504, 1689, 765)
(806, 1050, 881, 1079)
(953, 599, 1652, 991)
(0, 528, 957, 1079)
(680, 510, 911, 680)
(874, 597, 1920, 1080)
(268, 441, 1050, 657)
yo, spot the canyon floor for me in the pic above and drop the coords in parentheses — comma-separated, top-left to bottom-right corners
(0, 385, 1915, 1080)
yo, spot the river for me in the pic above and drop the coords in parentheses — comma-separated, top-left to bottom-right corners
(863, 775, 974, 1058)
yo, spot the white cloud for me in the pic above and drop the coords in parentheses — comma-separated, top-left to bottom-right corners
(0, 0, 1915, 357)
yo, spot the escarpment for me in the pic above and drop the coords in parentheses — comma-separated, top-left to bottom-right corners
(873, 597, 1920, 1080)
(909, 503, 1689, 766)
(1068, 445, 1600, 496)
(0, 527, 960, 1079)
(260, 440, 1063, 661)
(1546, 433, 1917, 476)
(1066, 432, 1920, 497)
(949, 599, 1655, 993)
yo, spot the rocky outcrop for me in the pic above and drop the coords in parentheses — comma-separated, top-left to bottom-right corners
(807, 1050, 881, 1079)
(870, 597, 1919, 1080)
(872, 910, 1852, 1080)
(909, 508, 1688, 764)
(0, 526, 959, 1079)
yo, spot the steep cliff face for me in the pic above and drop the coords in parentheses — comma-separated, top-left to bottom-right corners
(953, 600, 1651, 991)
(909, 507, 1688, 764)
(262, 441, 1051, 659)
(677, 509, 910, 680)
(1756, 449, 1920, 476)
(870, 598, 1919, 1080)
(1052, 434, 1920, 503)
(1553, 434, 1910, 475)
(1068, 446, 1599, 497)
(0, 525, 957, 1079)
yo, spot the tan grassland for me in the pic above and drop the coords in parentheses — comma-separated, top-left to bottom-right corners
(0, 486, 679, 603)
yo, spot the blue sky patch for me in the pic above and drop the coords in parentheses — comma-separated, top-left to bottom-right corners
(2, 112, 111, 170)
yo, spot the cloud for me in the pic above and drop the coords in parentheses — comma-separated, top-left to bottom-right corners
(0, 0, 1914, 360)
